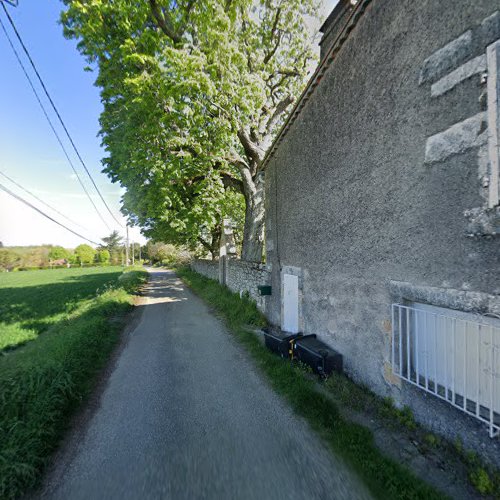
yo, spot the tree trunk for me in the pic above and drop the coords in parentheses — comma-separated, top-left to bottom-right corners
(241, 173, 265, 262)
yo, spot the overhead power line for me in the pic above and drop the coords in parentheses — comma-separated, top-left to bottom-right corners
(0, 181, 101, 246)
(0, 13, 112, 232)
(0, 169, 89, 231)
(1, 2, 123, 228)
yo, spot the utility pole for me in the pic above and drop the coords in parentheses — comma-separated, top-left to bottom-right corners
(131, 241, 135, 266)
(125, 226, 130, 267)
(139, 244, 142, 262)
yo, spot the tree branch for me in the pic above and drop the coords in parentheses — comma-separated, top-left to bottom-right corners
(149, 0, 182, 43)
(185, 0, 195, 16)
(263, 7, 282, 65)
(277, 68, 301, 77)
(171, 144, 199, 158)
(197, 236, 214, 254)
(259, 94, 294, 151)
(237, 128, 265, 166)
(224, 152, 249, 171)
(224, 151, 256, 196)
(221, 172, 244, 194)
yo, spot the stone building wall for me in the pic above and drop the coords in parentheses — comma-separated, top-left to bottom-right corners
(264, 0, 500, 464)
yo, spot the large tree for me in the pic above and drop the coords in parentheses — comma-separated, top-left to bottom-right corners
(62, 0, 318, 261)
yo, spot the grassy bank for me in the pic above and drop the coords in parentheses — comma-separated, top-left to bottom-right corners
(0, 268, 147, 500)
(177, 266, 443, 500)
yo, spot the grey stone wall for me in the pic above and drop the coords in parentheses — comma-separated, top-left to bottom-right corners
(225, 260, 270, 313)
(190, 259, 270, 312)
(265, 0, 500, 462)
(191, 259, 219, 281)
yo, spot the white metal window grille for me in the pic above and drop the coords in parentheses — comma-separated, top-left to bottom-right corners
(391, 303, 500, 437)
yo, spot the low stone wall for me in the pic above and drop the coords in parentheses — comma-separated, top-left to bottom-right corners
(226, 260, 270, 312)
(191, 259, 219, 281)
(190, 259, 270, 312)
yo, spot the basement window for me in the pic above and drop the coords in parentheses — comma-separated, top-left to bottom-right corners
(391, 302, 500, 437)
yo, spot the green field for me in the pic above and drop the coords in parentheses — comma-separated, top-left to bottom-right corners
(0, 267, 124, 351)
(0, 266, 147, 500)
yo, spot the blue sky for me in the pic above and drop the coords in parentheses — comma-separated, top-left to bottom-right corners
(0, 0, 336, 249)
(0, 0, 146, 247)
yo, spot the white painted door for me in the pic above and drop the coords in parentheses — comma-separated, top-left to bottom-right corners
(282, 274, 299, 333)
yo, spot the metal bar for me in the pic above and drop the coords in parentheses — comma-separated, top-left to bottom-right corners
(434, 313, 438, 394)
(399, 307, 403, 375)
(494, 328, 499, 434)
(464, 320, 467, 410)
(452, 318, 456, 405)
(415, 310, 420, 386)
(444, 316, 448, 400)
(406, 307, 411, 380)
(391, 304, 395, 371)
(477, 323, 481, 418)
(425, 311, 429, 390)
(490, 324, 494, 436)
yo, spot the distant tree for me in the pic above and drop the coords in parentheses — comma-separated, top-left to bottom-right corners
(146, 242, 181, 265)
(74, 244, 96, 265)
(100, 230, 123, 252)
(22, 247, 50, 268)
(68, 252, 79, 265)
(96, 249, 111, 264)
(0, 249, 21, 271)
(48, 246, 70, 262)
(99, 230, 123, 264)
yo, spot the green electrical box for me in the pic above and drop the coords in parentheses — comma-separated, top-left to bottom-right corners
(257, 285, 272, 296)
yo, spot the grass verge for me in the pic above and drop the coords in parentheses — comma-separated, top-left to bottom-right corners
(324, 370, 500, 497)
(177, 266, 444, 500)
(0, 268, 147, 500)
(0, 266, 126, 351)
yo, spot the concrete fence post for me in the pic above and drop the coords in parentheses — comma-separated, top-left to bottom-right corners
(219, 218, 237, 285)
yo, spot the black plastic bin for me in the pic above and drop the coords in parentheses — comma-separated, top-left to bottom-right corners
(263, 329, 303, 359)
(293, 336, 343, 376)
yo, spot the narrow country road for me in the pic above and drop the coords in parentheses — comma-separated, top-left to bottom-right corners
(41, 269, 370, 500)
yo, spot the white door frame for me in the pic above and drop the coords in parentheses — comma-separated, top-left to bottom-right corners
(282, 273, 299, 333)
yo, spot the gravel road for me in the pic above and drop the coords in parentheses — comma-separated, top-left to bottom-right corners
(41, 269, 370, 500)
